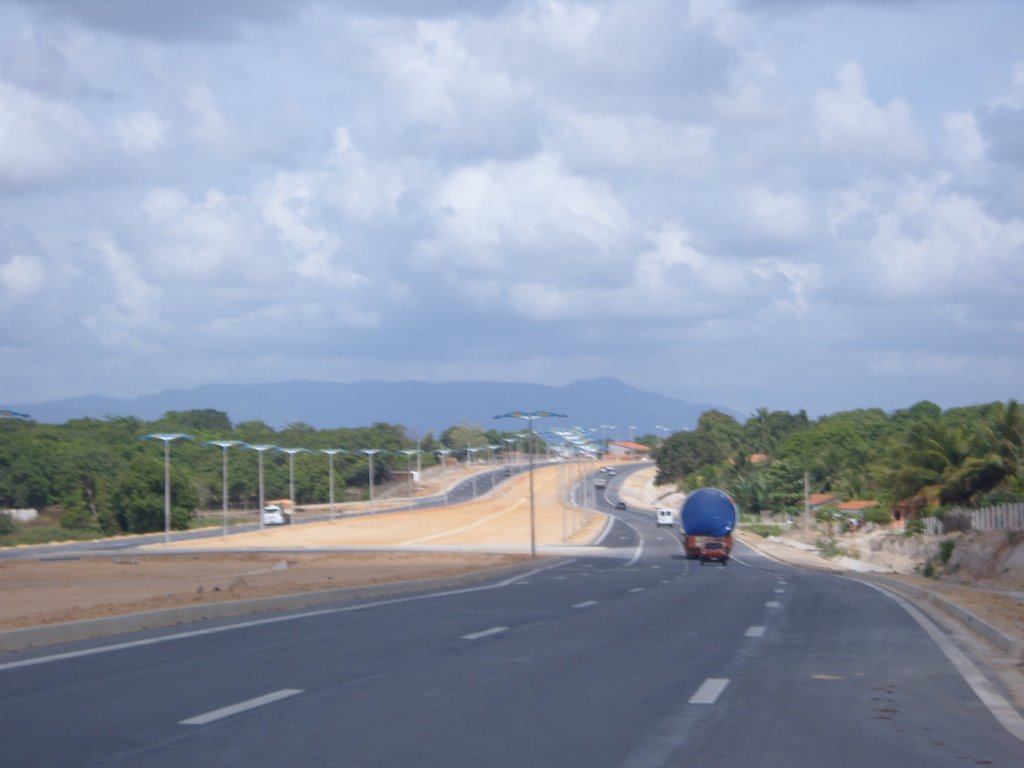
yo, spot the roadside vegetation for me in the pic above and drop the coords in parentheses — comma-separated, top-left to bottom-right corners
(650, 400, 1023, 530)
(0, 411, 544, 544)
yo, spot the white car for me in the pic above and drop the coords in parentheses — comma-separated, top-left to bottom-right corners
(262, 504, 290, 525)
(656, 508, 675, 527)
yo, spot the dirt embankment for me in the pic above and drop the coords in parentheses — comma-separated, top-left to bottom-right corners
(0, 463, 608, 631)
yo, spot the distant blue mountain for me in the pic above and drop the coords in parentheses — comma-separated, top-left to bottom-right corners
(3, 377, 740, 436)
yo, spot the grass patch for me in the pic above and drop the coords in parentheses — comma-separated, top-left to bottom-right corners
(743, 524, 784, 538)
(0, 525, 105, 548)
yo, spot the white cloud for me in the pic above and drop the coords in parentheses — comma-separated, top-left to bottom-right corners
(418, 151, 631, 275)
(742, 186, 812, 243)
(814, 61, 925, 167)
(549, 108, 716, 175)
(183, 83, 229, 146)
(0, 254, 45, 296)
(113, 110, 168, 155)
(142, 187, 264, 281)
(325, 127, 405, 221)
(255, 172, 355, 282)
(80, 235, 162, 349)
(0, 82, 95, 181)
(829, 178, 1024, 303)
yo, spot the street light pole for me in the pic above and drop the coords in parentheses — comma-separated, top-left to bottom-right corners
(467, 448, 482, 497)
(244, 444, 277, 531)
(399, 449, 419, 510)
(204, 440, 242, 537)
(276, 447, 308, 523)
(320, 449, 346, 520)
(140, 432, 195, 544)
(494, 411, 568, 558)
(360, 449, 382, 508)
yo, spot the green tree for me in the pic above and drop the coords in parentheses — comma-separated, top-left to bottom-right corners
(111, 455, 199, 533)
(655, 430, 722, 486)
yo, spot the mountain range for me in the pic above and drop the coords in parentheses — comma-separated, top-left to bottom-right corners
(3, 378, 740, 436)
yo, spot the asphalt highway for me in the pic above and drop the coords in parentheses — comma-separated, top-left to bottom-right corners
(2, 468, 1023, 766)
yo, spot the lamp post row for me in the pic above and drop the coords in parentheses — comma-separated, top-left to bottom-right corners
(137, 438, 514, 543)
(139, 419, 676, 548)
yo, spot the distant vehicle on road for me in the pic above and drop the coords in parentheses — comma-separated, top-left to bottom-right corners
(656, 508, 674, 527)
(615, 500, 627, 510)
(680, 488, 736, 561)
(262, 504, 290, 525)
(595, 476, 607, 488)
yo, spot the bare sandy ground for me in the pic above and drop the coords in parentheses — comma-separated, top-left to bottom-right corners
(0, 463, 607, 630)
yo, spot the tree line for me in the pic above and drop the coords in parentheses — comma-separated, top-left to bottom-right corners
(0, 409, 544, 538)
(650, 400, 1023, 524)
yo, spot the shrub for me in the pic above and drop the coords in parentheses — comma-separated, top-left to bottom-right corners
(863, 506, 893, 525)
(938, 539, 956, 564)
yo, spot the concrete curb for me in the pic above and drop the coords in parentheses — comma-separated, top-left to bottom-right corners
(0, 559, 551, 653)
(854, 574, 1024, 661)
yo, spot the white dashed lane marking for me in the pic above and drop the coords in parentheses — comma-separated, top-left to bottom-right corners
(689, 678, 730, 705)
(462, 626, 509, 641)
(180, 689, 303, 726)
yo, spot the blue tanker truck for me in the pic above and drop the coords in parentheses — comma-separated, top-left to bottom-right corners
(680, 488, 738, 565)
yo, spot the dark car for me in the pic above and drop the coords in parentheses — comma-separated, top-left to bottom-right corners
(615, 501, 627, 510)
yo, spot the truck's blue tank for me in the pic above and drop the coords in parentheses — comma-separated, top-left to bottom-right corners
(680, 488, 737, 537)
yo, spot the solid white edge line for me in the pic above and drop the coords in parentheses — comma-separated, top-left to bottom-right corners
(180, 688, 303, 726)
(573, 600, 598, 609)
(689, 678, 730, 705)
(461, 626, 509, 641)
(0, 559, 574, 674)
(857, 579, 1024, 743)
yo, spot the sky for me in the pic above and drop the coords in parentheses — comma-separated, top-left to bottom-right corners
(0, 0, 1022, 420)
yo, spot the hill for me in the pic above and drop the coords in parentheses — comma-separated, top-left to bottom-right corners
(3, 377, 737, 435)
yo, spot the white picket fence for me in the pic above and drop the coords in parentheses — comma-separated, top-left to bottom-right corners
(968, 502, 1024, 531)
(926, 502, 1024, 535)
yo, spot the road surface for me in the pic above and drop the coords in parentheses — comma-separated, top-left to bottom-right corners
(2, 467, 1022, 766)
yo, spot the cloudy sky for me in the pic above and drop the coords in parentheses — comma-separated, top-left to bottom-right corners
(1, 0, 1022, 419)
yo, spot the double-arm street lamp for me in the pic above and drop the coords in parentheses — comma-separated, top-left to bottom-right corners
(502, 438, 516, 468)
(398, 449, 419, 509)
(360, 449, 382, 507)
(203, 439, 242, 537)
(140, 432, 195, 544)
(494, 411, 567, 558)
(275, 447, 309, 519)
(435, 449, 452, 503)
(320, 449, 347, 520)
(244, 443, 277, 531)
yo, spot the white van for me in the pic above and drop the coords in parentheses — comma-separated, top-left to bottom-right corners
(656, 508, 675, 527)
(262, 504, 289, 525)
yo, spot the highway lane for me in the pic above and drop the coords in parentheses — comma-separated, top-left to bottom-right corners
(3, 490, 1023, 765)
